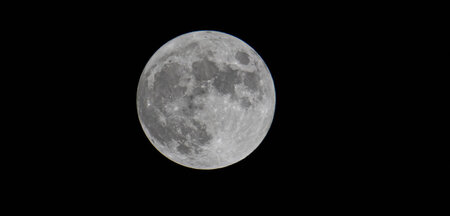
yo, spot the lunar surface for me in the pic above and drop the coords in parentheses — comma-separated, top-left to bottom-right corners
(136, 30, 275, 169)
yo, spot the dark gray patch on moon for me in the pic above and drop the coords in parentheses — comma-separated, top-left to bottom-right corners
(235, 51, 250, 65)
(139, 107, 172, 146)
(190, 57, 262, 105)
(174, 119, 212, 155)
(177, 144, 191, 155)
(212, 65, 240, 96)
(192, 85, 208, 96)
(191, 59, 245, 101)
(181, 94, 204, 117)
(151, 63, 187, 109)
(192, 58, 218, 82)
(141, 104, 213, 152)
(190, 120, 212, 145)
(243, 72, 260, 91)
(240, 97, 252, 108)
(182, 42, 198, 53)
(138, 61, 215, 152)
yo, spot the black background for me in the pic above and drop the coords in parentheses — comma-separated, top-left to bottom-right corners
(7, 2, 421, 210)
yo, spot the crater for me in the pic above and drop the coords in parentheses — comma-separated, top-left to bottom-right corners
(235, 51, 250, 65)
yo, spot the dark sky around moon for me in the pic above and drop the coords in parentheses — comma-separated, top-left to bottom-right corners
(10, 3, 412, 206)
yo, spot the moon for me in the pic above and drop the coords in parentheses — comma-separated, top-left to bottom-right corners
(136, 30, 275, 169)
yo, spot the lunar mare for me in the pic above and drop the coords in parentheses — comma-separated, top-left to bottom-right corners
(137, 30, 275, 169)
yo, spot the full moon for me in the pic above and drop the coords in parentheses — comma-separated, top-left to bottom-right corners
(136, 30, 275, 169)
